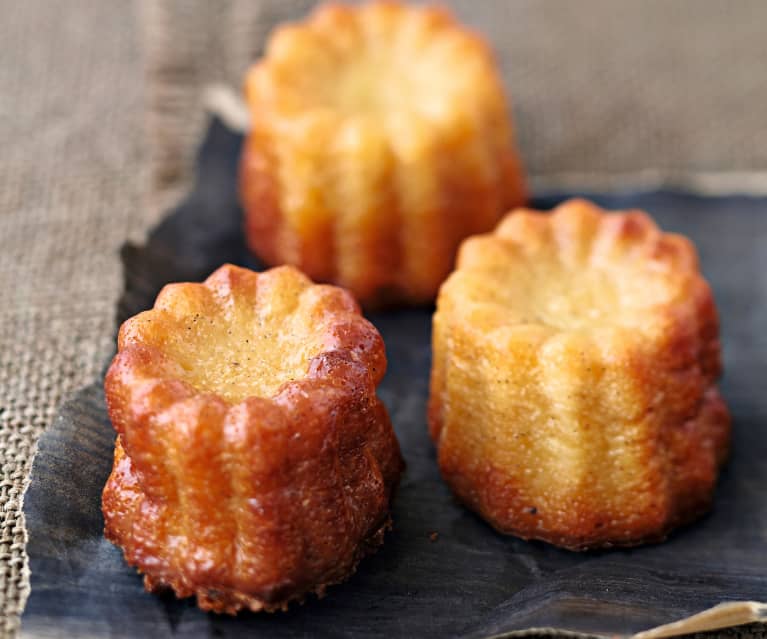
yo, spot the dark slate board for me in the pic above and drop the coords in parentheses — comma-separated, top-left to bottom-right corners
(22, 119, 767, 639)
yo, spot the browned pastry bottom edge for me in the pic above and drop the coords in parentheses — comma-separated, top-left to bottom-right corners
(471, 494, 718, 553)
(451, 399, 729, 551)
(109, 514, 394, 614)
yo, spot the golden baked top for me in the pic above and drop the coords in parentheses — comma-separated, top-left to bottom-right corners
(116, 264, 385, 403)
(443, 198, 712, 340)
(245, 1, 510, 142)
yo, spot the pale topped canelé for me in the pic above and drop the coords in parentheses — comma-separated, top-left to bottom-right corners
(240, 1, 527, 307)
(429, 199, 730, 550)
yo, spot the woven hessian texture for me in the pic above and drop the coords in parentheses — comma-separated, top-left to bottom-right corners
(0, 1, 149, 636)
(1, 1, 767, 637)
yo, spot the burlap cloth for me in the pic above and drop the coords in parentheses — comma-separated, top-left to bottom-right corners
(1, 1, 766, 637)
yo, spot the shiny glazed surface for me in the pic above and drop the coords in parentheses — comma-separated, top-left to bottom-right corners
(102, 264, 403, 612)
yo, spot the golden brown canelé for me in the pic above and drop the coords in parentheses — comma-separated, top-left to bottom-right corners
(429, 199, 730, 550)
(102, 264, 403, 613)
(240, 1, 527, 308)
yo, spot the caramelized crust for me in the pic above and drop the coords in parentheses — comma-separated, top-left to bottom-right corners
(429, 199, 730, 550)
(240, 1, 527, 308)
(103, 264, 403, 612)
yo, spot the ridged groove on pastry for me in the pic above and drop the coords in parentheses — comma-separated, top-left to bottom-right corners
(240, 1, 527, 307)
(429, 198, 730, 550)
(103, 264, 403, 612)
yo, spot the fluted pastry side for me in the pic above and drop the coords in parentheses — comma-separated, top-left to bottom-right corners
(240, 1, 527, 307)
(429, 199, 730, 550)
(103, 264, 403, 612)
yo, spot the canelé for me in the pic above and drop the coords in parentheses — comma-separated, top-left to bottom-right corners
(103, 264, 403, 611)
(240, 1, 527, 307)
(429, 199, 730, 550)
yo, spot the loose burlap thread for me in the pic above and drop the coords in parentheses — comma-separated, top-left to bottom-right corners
(2, 1, 767, 637)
